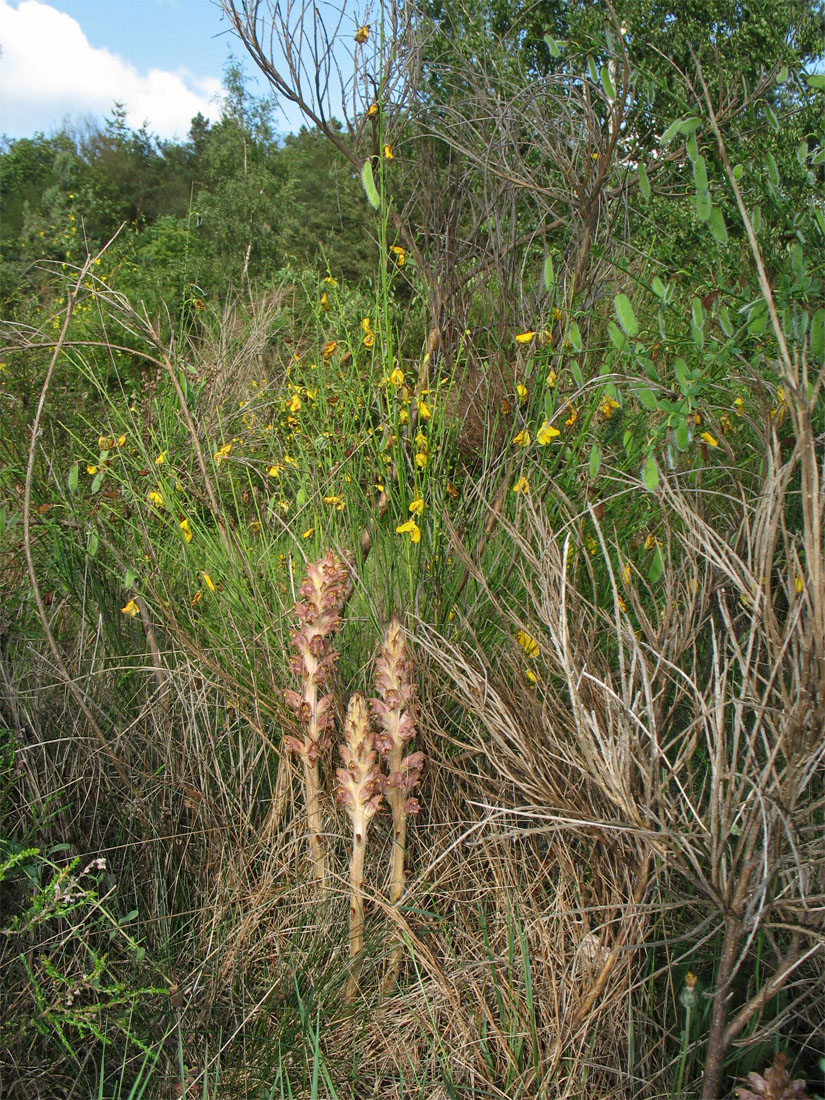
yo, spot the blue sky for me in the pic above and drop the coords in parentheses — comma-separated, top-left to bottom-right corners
(0, 0, 276, 140)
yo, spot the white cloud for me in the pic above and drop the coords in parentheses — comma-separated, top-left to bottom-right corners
(0, 1, 223, 139)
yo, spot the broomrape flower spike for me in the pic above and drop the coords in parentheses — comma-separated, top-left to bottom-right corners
(371, 615, 423, 908)
(283, 551, 352, 886)
(336, 692, 383, 999)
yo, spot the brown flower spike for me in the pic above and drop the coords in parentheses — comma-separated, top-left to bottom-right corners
(284, 551, 351, 885)
(336, 693, 383, 998)
(371, 615, 423, 904)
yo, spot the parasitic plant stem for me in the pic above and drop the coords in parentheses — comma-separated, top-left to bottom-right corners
(284, 551, 351, 887)
(336, 693, 383, 1000)
(372, 615, 423, 983)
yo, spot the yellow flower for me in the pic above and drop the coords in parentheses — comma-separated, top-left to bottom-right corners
(320, 291, 330, 311)
(516, 382, 528, 403)
(409, 497, 425, 516)
(179, 518, 193, 543)
(390, 366, 404, 387)
(525, 667, 540, 685)
(302, 527, 315, 539)
(383, 144, 394, 160)
(154, 451, 167, 466)
(733, 396, 744, 416)
(361, 317, 373, 334)
(415, 430, 428, 452)
(322, 340, 338, 361)
(86, 464, 99, 475)
(536, 421, 560, 444)
(203, 571, 216, 592)
(121, 599, 140, 617)
(513, 428, 531, 447)
(98, 435, 115, 451)
(512, 476, 530, 494)
(267, 464, 284, 477)
(644, 533, 658, 551)
(700, 431, 718, 447)
(599, 396, 620, 419)
(323, 494, 346, 510)
(363, 332, 375, 349)
(214, 442, 232, 464)
(515, 331, 536, 344)
(418, 398, 432, 419)
(390, 245, 406, 266)
(191, 590, 203, 607)
(622, 562, 631, 585)
(516, 630, 540, 658)
(795, 574, 804, 594)
(396, 518, 421, 543)
(564, 407, 578, 428)
(354, 23, 369, 43)
(289, 393, 302, 414)
(399, 409, 409, 424)
(720, 413, 733, 434)
(148, 490, 164, 507)
(617, 595, 627, 612)
(415, 452, 428, 469)
(546, 369, 557, 388)
(117, 434, 126, 447)
(324, 275, 338, 286)
(367, 102, 379, 119)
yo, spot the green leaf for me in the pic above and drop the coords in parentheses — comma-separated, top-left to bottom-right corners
(568, 321, 583, 353)
(719, 306, 733, 337)
(600, 64, 616, 101)
(608, 321, 627, 350)
(589, 442, 602, 478)
(678, 116, 702, 134)
(777, 65, 788, 84)
(543, 254, 555, 292)
(691, 320, 705, 349)
(810, 307, 824, 363)
(686, 132, 699, 163)
(614, 293, 638, 337)
(691, 298, 705, 328)
(764, 102, 779, 131)
(67, 461, 79, 493)
(568, 359, 583, 387)
(752, 205, 762, 233)
(587, 55, 599, 84)
(361, 160, 380, 209)
(648, 544, 664, 583)
(651, 276, 666, 298)
(766, 151, 779, 187)
(675, 420, 691, 450)
(90, 471, 105, 495)
(805, 73, 825, 90)
(797, 140, 809, 167)
(695, 189, 712, 222)
(643, 454, 659, 492)
(692, 154, 708, 191)
(748, 305, 768, 335)
(636, 386, 658, 411)
(732, 163, 744, 180)
(673, 357, 690, 388)
(124, 568, 137, 589)
(638, 162, 650, 200)
(543, 34, 563, 57)
(87, 530, 99, 558)
(660, 118, 683, 144)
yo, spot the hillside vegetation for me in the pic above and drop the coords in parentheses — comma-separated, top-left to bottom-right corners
(1, 1, 824, 1097)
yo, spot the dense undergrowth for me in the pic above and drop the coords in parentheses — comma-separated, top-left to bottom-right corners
(2, 2, 825, 1097)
